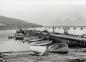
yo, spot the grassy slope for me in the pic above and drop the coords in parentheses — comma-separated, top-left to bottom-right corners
(0, 16, 42, 30)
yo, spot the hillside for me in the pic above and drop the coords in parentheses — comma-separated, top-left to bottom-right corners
(0, 16, 42, 30)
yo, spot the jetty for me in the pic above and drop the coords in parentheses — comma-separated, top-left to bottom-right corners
(31, 26, 86, 47)
(12, 29, 86, 48)
(9, 26, 86, 48)
(37, 31, 86, 48)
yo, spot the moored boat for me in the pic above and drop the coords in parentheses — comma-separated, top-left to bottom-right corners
(23, 36, 43, 42)
(0, 53, 6, 62)
(29, 46, 47, 55)
(8, 35, 15, 39)
(48, 43, 69, 54)
(30, 40, 52, 46)
(15, 33, 24, 39)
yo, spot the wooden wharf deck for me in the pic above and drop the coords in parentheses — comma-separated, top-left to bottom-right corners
(17, 30, 86, 47)
(50, 33, 86, 41)
(36, 32, 86, 47)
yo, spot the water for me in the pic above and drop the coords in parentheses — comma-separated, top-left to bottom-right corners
(0, 30, 30, 52)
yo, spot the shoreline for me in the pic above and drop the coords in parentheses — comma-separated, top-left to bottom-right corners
(2, 48, 86, 62)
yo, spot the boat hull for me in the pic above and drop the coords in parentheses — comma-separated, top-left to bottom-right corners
(23, 36, 43, 42)
(29, 46, 47, 55)
(48, 43, 69, 54)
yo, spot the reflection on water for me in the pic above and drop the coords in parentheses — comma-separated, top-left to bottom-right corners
(0, 30, 30, 52)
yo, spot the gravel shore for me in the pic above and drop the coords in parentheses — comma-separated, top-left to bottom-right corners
(3, 48, 86, 62)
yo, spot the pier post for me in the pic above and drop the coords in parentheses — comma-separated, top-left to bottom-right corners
(52, 26, 55, 34)
(64, 27, 69, 34)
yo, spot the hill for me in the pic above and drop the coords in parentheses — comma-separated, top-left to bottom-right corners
(0, 16, 42, 30)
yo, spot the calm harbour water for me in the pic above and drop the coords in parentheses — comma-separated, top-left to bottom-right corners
(0, 30, 30, 52)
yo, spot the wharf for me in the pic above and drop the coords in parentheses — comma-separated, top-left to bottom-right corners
(14, 29, 86, 47)
(36, 31, 86, 47)
(50, 33, 86, 41)
(39, 31, 86, 41)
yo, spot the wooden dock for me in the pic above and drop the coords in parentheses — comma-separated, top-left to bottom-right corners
(50, 33, 86, 41)
(15, 29, 86, 47)
(36, 31, 86, 48)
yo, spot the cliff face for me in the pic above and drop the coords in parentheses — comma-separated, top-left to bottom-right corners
(0, 16, 42, 30)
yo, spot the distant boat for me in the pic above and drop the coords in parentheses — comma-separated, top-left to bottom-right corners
(15, 33, 24, 39)
(29, 46, 47, 55)
(8, 35, 14, 39)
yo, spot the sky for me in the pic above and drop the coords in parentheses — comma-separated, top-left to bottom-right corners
(0, 0, 86, 26)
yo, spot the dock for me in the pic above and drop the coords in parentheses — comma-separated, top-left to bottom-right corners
(35, 30, 86, 48)
(14, 29, 86, 48)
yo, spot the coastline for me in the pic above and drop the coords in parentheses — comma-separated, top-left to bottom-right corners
(3, 48, 86, 62)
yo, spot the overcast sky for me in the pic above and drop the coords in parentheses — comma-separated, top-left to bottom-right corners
(0, 0, 86, 26)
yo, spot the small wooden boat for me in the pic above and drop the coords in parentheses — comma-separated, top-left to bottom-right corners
(48, 43, 69, 54)
(23, 36, 43, 42)
(15, 33, 24, 39)
(0, 53, 6, 62)
(29, 46, 47, 55)
(0, 58, 6, 62)
(8, 35, 14, 39)
(30, 40, 52, 46)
